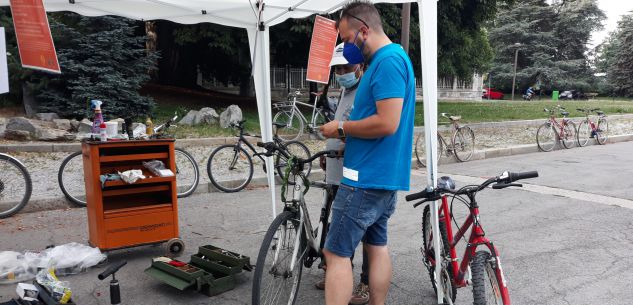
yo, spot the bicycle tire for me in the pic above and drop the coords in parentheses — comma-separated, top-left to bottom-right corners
(561, 121, 577, 149)
(174, 148, 199, 198)
(415, 133, 443, 168)
(472, 251, 507, 305)
(576, 119, 591, 147)
(273, 110, 304, 141)
(536, 122, 557, 152)
(596, 118, 608, 145)
(275, 140, 312, 185)
(58, 151, 86, 207)
(252, 211, 304, 305)
(0, 154, 32, 218)
(207, 144, 254, 193)
(452, 126, 475, 162)
(312, 109, 327, 140)
(422, 205, 456, 303)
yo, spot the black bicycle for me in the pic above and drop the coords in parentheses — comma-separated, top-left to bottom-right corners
(251, 142, 339, 305)
(58, 114, 200, 206)
(206, 120, 312, 193)
(0, 153, 32, 218)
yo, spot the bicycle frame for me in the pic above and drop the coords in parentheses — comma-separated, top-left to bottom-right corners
(547, 115, 568, 138)
(282, 94, 324, 129)
(430, 195, 511, 304)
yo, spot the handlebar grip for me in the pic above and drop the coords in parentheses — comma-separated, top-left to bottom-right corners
(256, 142, 266, 147)
(509, 171, 538, 182)
(98, 261, 127, 280)
(406, 191, 428, 202)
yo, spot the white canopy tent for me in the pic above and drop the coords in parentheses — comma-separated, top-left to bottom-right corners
(1, 0, 444, 302)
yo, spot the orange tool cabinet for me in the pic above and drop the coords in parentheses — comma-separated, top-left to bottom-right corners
(81, 139, 183, 253)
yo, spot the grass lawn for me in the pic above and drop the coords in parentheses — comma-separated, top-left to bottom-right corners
(152, 98, 633, 138)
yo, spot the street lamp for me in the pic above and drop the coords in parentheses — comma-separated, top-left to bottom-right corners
(511, 42, 522, 101)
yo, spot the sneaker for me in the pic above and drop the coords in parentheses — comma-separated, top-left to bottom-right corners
(315, 273, 326, 290)
(349, 282, 370, 305)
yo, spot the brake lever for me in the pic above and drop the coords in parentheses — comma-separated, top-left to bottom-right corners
(492, 183, 522, 189)
(413, 199, 428, 208)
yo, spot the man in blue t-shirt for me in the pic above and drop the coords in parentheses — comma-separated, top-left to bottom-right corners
(319, 1, 416, 304)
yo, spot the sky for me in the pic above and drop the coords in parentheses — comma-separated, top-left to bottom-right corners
(590, 0, 633, 48)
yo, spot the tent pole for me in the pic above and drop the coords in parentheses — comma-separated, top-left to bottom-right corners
(418, 0, 443, 303)
(247, 26, 277, 219)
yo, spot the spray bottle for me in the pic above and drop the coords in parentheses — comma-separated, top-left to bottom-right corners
(91, 100, 104, 136)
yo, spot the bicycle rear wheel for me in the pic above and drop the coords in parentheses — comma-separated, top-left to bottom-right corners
(472, 251, 508, 305)
(536, 122, 557, 152)
(58, 151, 86, 207)
(207, 144, 253, 192)
(273, 110, 304, 141)
(421, 205, 456, 303)
(311, 109, 327, 140)
(561, 121, 577, 149)
(415, 133, 443, 168)
(174, 148, 199, 198)
(275, 141, 312, 185)
(576, 120, 591, 147)
(252, 211, 305, 305)
(0, 155, 32, 218)
(452, 126, 475, 162)
(596, 117, 608, 145)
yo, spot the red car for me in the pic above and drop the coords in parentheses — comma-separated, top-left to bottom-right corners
(483, 88, 504, 100)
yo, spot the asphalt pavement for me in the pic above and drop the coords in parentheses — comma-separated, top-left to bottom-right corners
(2, 141, 633, 305)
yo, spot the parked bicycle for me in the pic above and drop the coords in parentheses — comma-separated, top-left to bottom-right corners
(415, 113, 475, 167)
(251, 141, 340, 305)
(536, 106, 577, 152)
(206, 120, 311, 193)
(272, 90, 330, 141)
(576, 108, 608, 146)
(406, 170, 539, 305)
(0, 153, 32, 218)
(58, 114, 200, 207)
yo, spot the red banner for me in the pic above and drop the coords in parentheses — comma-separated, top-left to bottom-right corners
(10, 0, 61, 73)
(306, 16, 338, 84)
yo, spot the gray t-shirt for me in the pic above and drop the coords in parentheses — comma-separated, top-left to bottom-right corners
(325, 86, 356, 185)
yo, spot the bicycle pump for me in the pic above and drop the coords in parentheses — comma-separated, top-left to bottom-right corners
(97, 261, 127, 305)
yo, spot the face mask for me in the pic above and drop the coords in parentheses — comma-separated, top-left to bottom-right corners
(335, 70, 360, 88)
(342, 31, 365, 64)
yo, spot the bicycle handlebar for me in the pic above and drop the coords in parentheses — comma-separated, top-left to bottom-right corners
(256, 142, 342, 165)
(98, 261, 127, 280)
(405, 170, 539, 203)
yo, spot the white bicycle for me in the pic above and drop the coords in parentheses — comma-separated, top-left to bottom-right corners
(272, 90, 330, 141)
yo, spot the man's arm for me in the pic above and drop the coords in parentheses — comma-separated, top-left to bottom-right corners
(320, 98, 403, 139)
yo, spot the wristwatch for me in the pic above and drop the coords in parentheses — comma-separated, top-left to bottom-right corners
(337, 121, 346, 138)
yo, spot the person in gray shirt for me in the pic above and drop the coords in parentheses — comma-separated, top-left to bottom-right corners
(315, 43, 370, 305)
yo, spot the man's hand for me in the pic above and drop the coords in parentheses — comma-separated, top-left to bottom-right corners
(320, 120, 340, 139)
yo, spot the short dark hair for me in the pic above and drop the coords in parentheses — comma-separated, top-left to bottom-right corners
(335, 0, 383, 32)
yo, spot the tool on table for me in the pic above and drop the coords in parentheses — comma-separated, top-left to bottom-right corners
(98, 261, 127, 305)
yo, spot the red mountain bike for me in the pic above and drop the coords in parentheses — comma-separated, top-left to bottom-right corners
(406, 171, 539, 305)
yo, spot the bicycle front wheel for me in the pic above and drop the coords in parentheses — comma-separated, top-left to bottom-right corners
(174, 148, 199, 198)
(311, 109, 327, 140)
(252, 211, 305, 305)
(452, 126, 475, 162)
(275, 141, 312, 185)
(414, 132, 443, 168)
(536, 123, 557, 152)
(561, 121, 577, 149)
(58, 151, 86, 207)
(421, 205, 456, 303)
(576, 120, 591, 147)
(472, 251, 508, 305)
(0, 155, 32, 218)
(207, 144, 253, 193)
(596, 117, 608, 145)
(273, 110, 304, 141)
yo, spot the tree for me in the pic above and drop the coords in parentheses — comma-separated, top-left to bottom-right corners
(606, 14, 633, 96)
(34, 14, 157, 120)
(488, 0, 604, 92)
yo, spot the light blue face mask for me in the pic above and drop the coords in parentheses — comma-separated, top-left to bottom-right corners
(335, 70, 360, 88)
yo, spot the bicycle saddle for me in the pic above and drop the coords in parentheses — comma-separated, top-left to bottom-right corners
(561, 111, 569, 116)
(596, 110, 604, 115)
(273, 122, 287, 129)
(449, 115, 461, 121)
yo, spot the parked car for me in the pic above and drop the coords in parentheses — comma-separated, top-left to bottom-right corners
(559, 90, 587, 100)
(483, 87, 504, 100)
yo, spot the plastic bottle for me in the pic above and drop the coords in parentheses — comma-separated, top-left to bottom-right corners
(91, 100, 104, 135)
(146, 117, 154, 136)
(100, 122, 107, 142)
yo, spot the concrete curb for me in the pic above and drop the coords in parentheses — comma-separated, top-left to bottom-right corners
(12, 133, 633, 215)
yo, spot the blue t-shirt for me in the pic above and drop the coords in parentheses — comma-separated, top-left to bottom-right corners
(341, 43, 416, 191)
